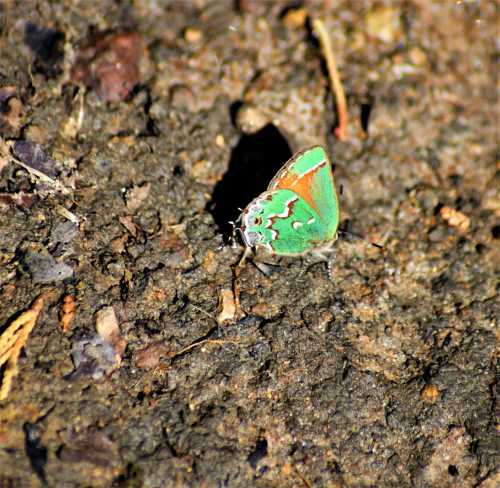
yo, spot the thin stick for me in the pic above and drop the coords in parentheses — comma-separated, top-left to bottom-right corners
(338, 229, 384, 250)
(232, 261, 245, 319)
(1, 141, 71, 195)
(170, 338, 238, 359)
(312, 18, 348, 141)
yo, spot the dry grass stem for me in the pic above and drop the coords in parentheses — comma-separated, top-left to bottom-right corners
(312, 18, 348, 141)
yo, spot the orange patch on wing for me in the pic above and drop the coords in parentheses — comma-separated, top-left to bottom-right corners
(273, 169, 321, 213)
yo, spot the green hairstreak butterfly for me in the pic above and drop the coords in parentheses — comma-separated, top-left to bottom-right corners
(236, 145, 340, 258)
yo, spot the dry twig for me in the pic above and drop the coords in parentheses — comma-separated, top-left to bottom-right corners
(312, 18, 348, 141)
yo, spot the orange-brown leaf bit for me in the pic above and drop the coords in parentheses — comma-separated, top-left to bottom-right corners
(0, 294, 46, 400)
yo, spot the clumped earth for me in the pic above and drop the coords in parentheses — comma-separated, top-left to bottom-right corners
(0, 1, 498, 487)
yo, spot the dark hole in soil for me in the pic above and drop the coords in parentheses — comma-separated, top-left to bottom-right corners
(173, 165, 184, 177)
(279, 3, 305, 20)
(448, 465, 459, 476)
(491, 224, 500, 239)
(207, 124, 291, 238)
(248, 438, 268, 468)
(24, 23, 65, 78)
(229, 100, 242, 125)
(475, 243, 485, 254)
(360, 102, 373, 133)
(23, 422, 48, 485)
(434, 202, 444, 215)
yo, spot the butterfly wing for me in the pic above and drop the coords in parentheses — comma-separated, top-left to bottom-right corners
(268, 146, 339, 240)
(240, 188, 331, 256)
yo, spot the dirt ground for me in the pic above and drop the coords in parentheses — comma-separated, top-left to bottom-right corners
(0, 1, 498, 487)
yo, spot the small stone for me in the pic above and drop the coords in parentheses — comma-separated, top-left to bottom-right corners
(440, 206, 470, 232)
(69, 336, 117, 380)
(409, 47, 427, 66)
(126, 183, 151, 212)
(169, 84, 195, 111)
(251, 302, 269, 317)
(184, 27, 203, 44)
(71, 31, 147, 102)
(50, 221, 78, 246)
(134, 341, 171, 370)
(23, 124, 47, 144)
(189, 159, 218, 184)
(282, 7, 307, 29)
(24, 252, 73, 284)
(421, 383, 439, 403)
(214, 134, 225, 148)
(365, 6, 402, 43)
(236, 104, 270, 134)
(2, 96, 23, 134)
(163, 247, 192, 269)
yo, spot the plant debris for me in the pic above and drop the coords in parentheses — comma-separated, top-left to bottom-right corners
(0, 293, 47, 400)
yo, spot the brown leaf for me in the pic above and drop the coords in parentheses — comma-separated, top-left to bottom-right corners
(0, 293, 47, 400)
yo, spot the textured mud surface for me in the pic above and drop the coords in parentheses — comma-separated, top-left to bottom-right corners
(0, 2, 498, 487)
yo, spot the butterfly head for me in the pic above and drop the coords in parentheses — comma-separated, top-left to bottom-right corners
(239, 197, 273, 251)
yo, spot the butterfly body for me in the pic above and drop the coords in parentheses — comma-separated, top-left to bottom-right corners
(239, 146, 339, 257)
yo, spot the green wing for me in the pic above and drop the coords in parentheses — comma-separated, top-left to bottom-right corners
(241, 189, 332, 256)
(268, 146, 339, 240)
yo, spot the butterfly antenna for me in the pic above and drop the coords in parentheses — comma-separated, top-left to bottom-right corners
(338, 229, 384, 250)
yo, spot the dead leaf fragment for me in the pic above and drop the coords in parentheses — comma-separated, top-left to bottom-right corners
(440, 206, 470, 232)
(217, 289, 236, 325)
(60, 294, 76, 334)
(95, 306, 127, 362)
(119, 215, 140, 237)
(0, 294, 46, 400)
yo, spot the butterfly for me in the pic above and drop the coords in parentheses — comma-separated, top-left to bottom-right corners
(236, 145, 339, 260)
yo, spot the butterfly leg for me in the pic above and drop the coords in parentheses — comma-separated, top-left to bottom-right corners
(312, 245, 336, 261)
(326, 255, 336, 279)
(310, 244, 337, 278)
(238, 246, 253, 267)
(252, 260, 281, 276)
